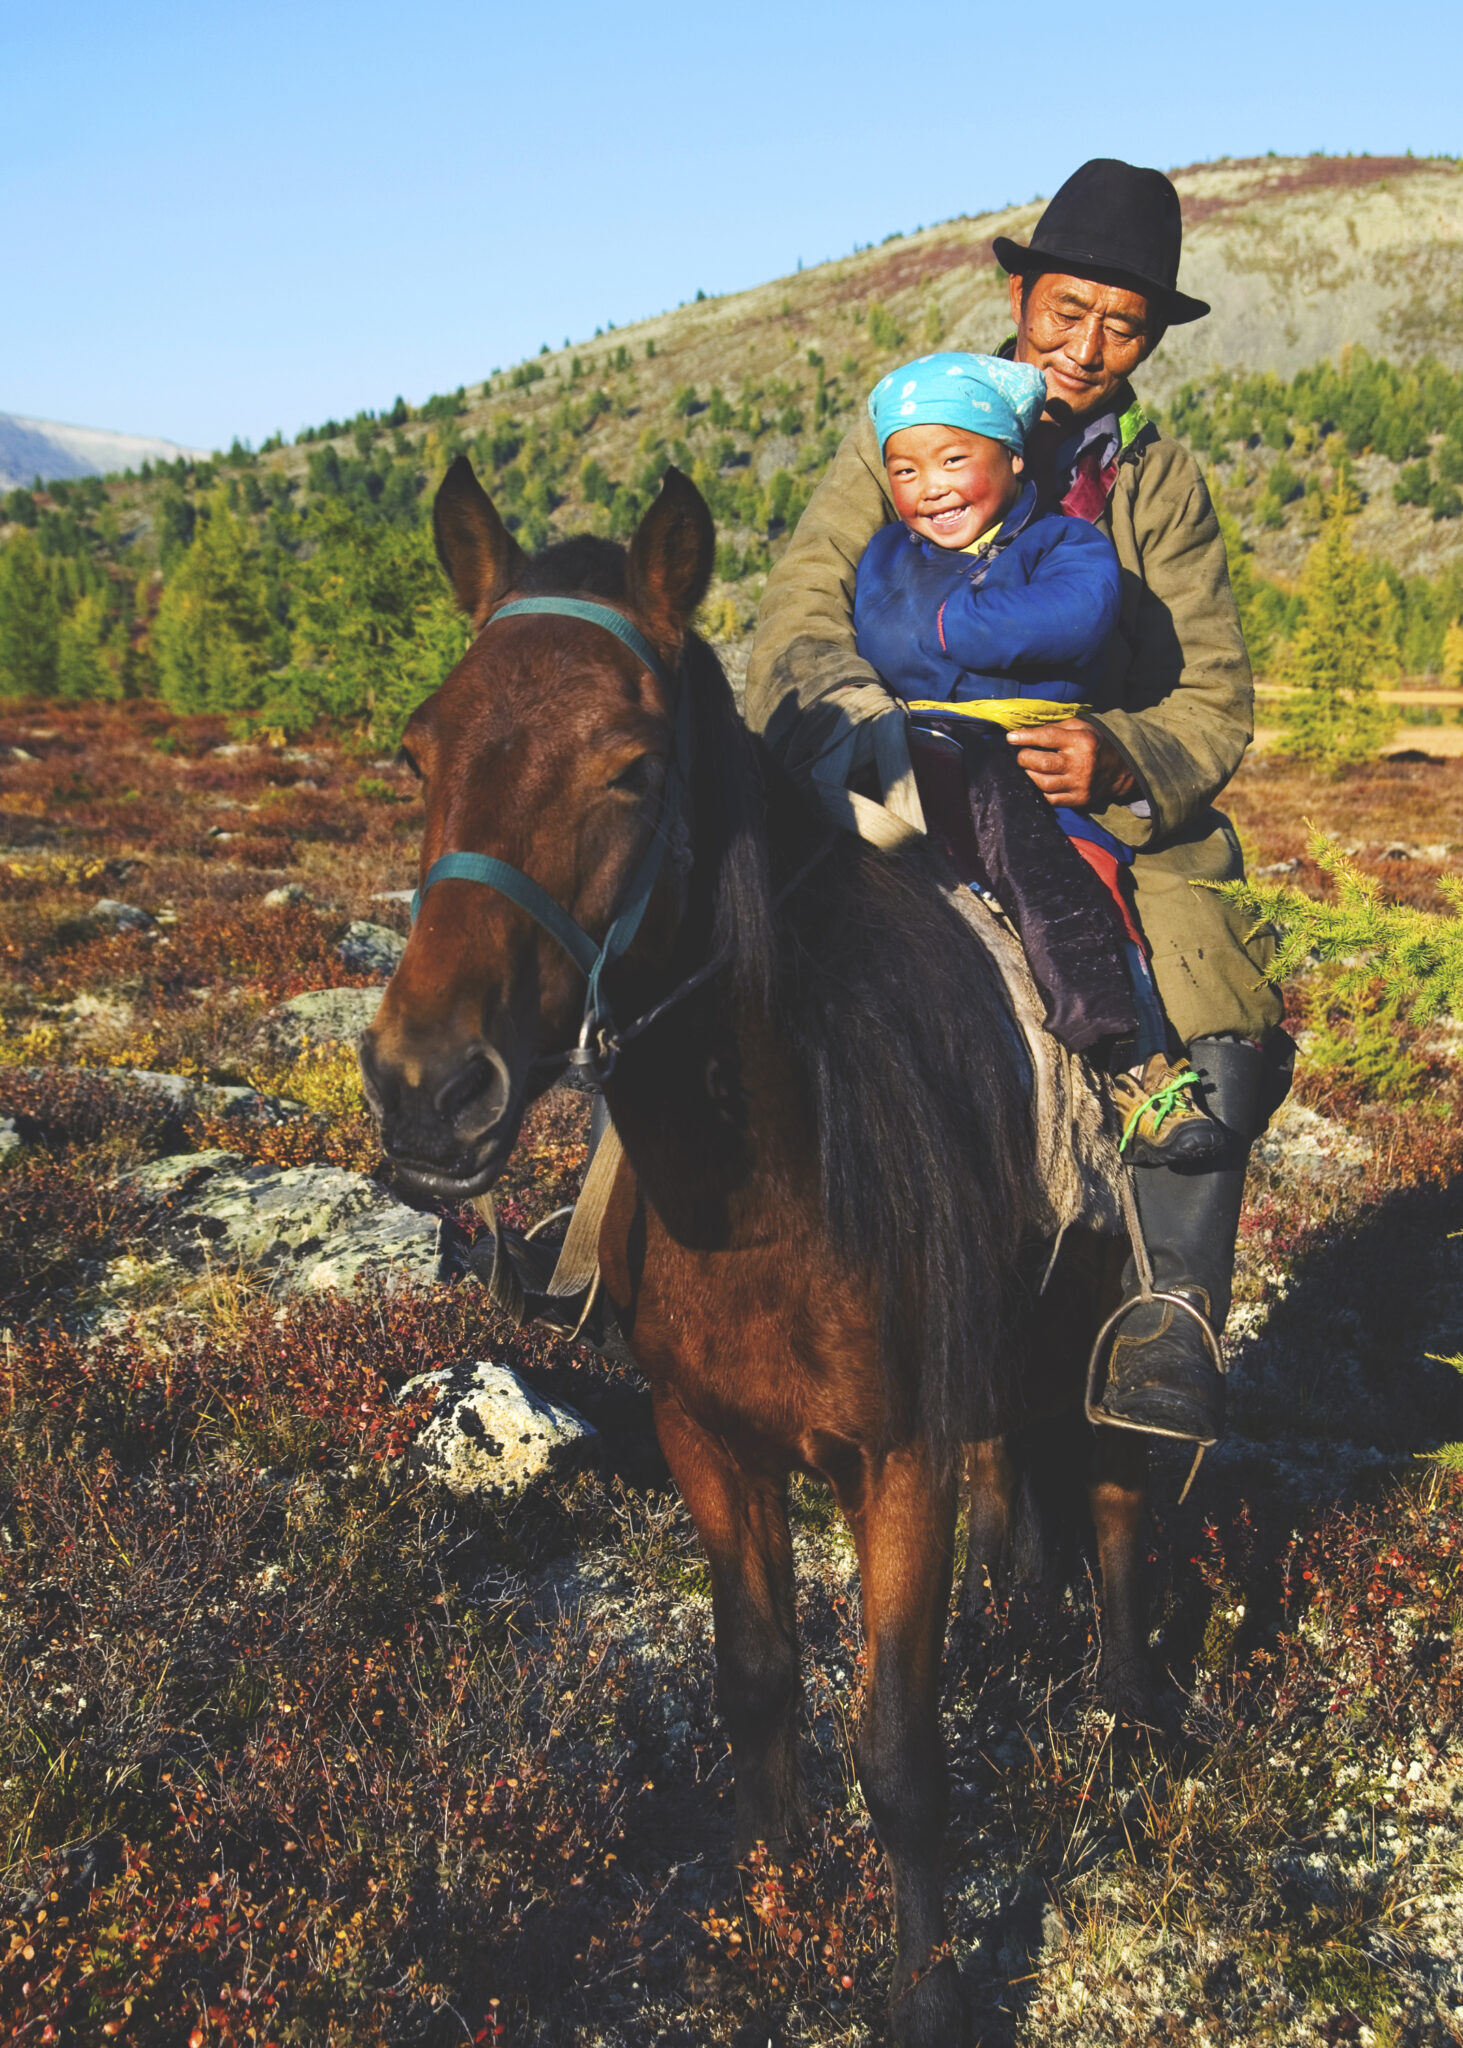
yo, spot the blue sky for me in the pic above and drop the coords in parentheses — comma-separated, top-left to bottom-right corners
(5, 0, 1460, 453)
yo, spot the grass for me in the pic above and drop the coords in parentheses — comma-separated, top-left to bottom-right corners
(2, 707, 1463, 2042)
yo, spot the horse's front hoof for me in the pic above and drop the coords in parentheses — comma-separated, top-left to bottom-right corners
(891, 1955, 969, 2047)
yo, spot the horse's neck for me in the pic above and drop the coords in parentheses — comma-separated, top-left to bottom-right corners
(599, 821, 810, 1247)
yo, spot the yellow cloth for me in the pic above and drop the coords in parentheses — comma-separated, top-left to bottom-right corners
(904, 697, 1091, 732)
(961, 521, 1003, 554)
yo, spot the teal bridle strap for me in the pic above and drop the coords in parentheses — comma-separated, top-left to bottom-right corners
(408, 852, 601, 975)
(408, 595, 688, 1077)
(491, 597, 672, 691)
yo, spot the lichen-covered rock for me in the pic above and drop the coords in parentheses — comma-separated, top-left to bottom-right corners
(251, 986, 383, 1060)
(91, 898, 154, 932)
(336, 921, 406, 979)
(0, 1116, 20, 1160)
(1252, 1099, 1372, 1181)
(107, 1069, 302, 1123)
(262, 882, 311, 908)
(123, 1150, 457, 1296)
(15, 1067, 302, 1131)
(401, 1361, 599, 1500)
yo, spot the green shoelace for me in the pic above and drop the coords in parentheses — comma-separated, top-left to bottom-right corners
(1119, 1067, 1203, 1154)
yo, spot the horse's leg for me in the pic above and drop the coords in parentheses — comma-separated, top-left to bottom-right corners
(1089, 1423, 1152, 1717)
(841, 1445, 967, 2047)
(653, 1390, 802, 1856)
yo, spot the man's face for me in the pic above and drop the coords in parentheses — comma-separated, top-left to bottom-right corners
(1010, 271, 1161, 422)
(883, 425, 1024, 549)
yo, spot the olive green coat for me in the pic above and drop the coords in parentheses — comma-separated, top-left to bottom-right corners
(745, 405, 1281, 1044)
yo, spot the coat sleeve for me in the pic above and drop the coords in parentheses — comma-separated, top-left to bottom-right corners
(745, 411, 898, 775)
(1084, 437, 1254, 849)
(933, 524, 1121, 676)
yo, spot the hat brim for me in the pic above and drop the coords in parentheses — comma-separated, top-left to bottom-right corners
(991, 235, 1210, 325)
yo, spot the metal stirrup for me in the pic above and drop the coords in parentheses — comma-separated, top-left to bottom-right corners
(1086, 1168, 1225, 1501)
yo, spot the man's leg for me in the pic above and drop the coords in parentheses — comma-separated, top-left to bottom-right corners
(1092, 811, 1290, 1441)
(1093, 1035, 1271, 1439)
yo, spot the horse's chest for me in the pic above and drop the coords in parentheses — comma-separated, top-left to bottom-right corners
(599, 1181, 882, 1452)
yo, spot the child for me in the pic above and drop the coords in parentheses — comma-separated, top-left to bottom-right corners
(853, 351, 1220, 1166)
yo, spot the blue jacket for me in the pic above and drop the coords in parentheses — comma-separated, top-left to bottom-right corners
(852, 480, 1122, 708)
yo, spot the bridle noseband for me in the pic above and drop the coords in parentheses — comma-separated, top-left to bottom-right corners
(408, 595, 693, 1083)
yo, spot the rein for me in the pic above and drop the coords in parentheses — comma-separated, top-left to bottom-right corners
(409, 596, 693, 1083)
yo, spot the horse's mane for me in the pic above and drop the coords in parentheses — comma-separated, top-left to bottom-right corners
(532, 535, 1036, 1461)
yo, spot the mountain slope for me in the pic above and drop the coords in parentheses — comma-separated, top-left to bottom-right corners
(0, 413, 206, 491)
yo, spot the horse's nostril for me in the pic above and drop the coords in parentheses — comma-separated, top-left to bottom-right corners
(358, 1033, 394, 1117)
(434, 1053, 505, 1126)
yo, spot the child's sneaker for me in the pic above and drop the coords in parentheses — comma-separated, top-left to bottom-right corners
(1111, 1054, 1226, 1166)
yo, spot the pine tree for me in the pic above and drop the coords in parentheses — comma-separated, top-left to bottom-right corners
(153, 492, 276, 713)
(1277, 488, 1396, 772)
(280, 501, 466, 740)
(0, 531, 60, 698)
(56, 589, 120, 700)
(1442, 618, 1463, 687)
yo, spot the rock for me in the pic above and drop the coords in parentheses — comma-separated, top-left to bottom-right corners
(3, 747, 36, 763)
(262, 883, 311, 908)
(117, 1069, 304, 1123)
(336, 920, 406, 978)
(370, 889, 414, 907)
(251, 987, 383, 1060)
(401, 1360, 599, 1501)
(91, 898, 154, 932)
(0, 1116, 21, 1159)
(1252, 1100, 1372, 1181)
(123, 1150, 458, 1296)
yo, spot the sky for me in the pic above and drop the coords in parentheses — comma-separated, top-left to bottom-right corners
(5, 0, 1461, 455)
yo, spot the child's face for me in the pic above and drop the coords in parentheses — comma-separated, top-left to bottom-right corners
(883, 425, 1024, 549)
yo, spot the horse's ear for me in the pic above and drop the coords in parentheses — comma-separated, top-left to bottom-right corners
(625, 466, 715, 656)
(432, 455, 528, 625)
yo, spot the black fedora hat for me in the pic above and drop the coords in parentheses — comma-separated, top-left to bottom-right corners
(992, 158, 1209, 325)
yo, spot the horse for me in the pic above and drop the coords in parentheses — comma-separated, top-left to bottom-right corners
(362, 457, 1151, 2045)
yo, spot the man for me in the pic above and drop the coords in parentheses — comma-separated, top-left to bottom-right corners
(747, 158, 1290, 1446)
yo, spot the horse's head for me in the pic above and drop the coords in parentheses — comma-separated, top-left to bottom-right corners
(362, 457, 714, 1198)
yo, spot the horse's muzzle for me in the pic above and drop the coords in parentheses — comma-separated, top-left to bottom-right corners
(359, 1030, 522, 1197)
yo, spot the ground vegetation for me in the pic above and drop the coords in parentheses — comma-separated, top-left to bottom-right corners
(1, 707, 1463, 2042)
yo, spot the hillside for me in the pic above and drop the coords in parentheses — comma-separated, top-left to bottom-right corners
(4, 153, 1463, 724)
(0, 412, 206, 491)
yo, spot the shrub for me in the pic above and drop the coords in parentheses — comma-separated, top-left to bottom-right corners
(1215, 825, 1463, 1026)
(866, 304, 904, 352)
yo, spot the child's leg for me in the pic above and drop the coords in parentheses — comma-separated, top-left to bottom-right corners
(954, 727, 1138, 1053)
(1121, 937, 1168, 1066)
(1060, 823, 1225, 1165)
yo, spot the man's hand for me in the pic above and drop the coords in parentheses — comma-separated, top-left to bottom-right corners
(1006, 717, 1137, 809)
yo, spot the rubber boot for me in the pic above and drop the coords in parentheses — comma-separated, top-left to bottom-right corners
(1092, 1037, 1272, 1442)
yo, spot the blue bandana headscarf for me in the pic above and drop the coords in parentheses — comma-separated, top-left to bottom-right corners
(868, 351, 1048, 458)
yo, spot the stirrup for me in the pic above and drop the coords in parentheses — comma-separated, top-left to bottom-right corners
(1086, 1171, 1225, 1500)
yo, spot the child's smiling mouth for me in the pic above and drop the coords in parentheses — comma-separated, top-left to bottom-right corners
(926, 503, 977, 537)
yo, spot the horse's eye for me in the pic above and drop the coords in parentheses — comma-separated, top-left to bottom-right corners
(607, 754, 658, 798)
